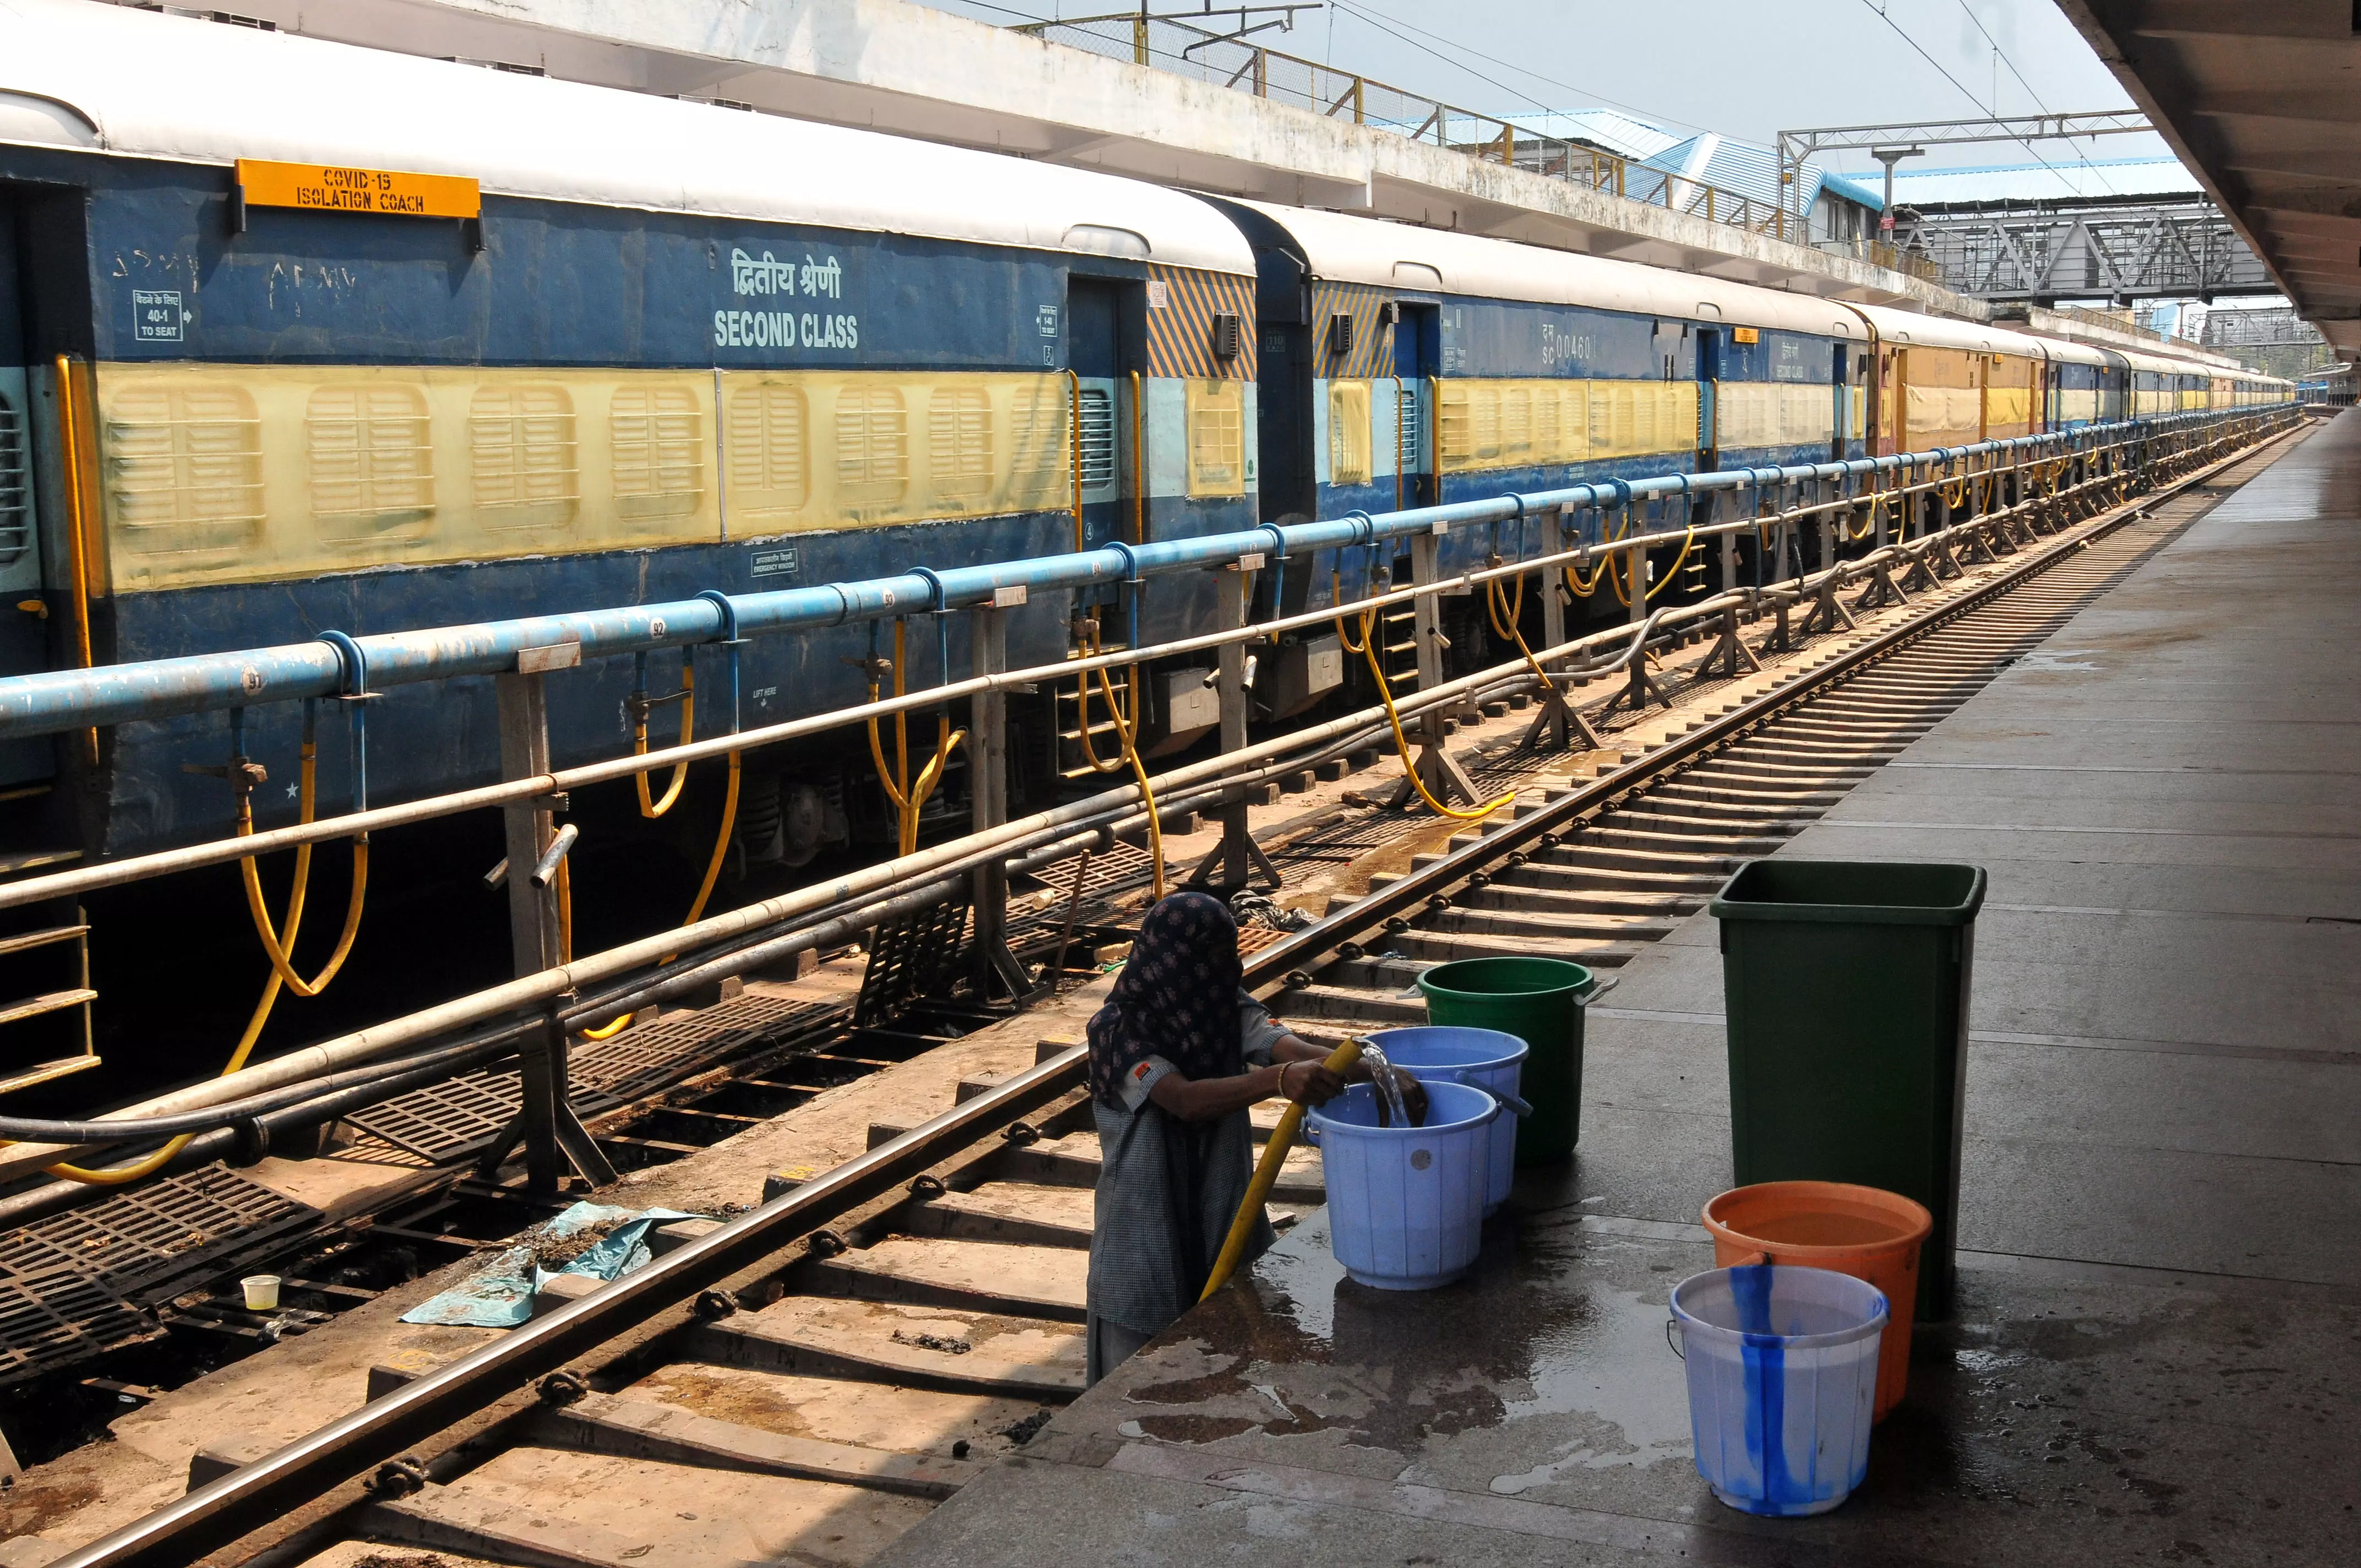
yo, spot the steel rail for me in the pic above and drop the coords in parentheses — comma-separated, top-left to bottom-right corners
(1238, 415, 2310, 992)
(44, 1043, 1090, 1568)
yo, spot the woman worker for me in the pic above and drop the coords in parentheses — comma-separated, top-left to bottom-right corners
(1084, 890, 1423, 1384)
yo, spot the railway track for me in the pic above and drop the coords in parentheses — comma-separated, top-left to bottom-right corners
(40, 422, 2308, 1568)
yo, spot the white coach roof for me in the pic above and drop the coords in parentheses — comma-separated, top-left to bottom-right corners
(0, 0, 1254, 276)
(1850, 302, 2057, 361)
(1234, 202, 1869, 341)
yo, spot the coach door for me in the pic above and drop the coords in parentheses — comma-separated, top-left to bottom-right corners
(0, 202, 53, 787)
(1694, 326, 1721, 473)
(1392, 302, 1436, 510)
(1064, 277, 1128, 547)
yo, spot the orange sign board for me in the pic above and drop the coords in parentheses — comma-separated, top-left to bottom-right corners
(1732, 326, 1760, 345)
(235, 159, 480, 220)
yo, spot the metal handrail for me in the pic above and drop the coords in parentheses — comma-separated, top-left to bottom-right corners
(1010, 14, 1826, 255)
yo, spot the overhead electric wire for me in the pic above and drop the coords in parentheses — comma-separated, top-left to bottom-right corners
(1952, 0, 2052, 117)
(1853, 0, 2111, 202)
(1324, 0, 1705, 135)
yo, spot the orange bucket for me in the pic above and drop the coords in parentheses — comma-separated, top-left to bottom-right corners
(1702, 1181, 1933, 1423)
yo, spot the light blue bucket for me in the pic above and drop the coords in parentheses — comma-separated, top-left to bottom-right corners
(1307, 1079, 1499, 1291)
(1670, 1264, 1889, 1517)
(1367, 1026, 1532, 1215)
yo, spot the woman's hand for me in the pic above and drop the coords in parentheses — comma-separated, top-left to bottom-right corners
(1277, 1059, 1346, 1107)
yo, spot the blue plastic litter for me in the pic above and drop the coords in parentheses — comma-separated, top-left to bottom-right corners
(400, 1201, 698, 1327)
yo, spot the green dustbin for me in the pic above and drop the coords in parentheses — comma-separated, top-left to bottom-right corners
(1711, 859, 1986, 1321)
(1417, 956, 1609, 1164)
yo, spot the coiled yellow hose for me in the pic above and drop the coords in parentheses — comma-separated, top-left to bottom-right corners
(1353, 608, 1514, 823)
(634, 662, 694, 818)
(41, 736, 363, 1184)
(1092, 662, 1166, 902)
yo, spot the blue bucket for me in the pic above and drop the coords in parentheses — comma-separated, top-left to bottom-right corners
(1670, 1264, 1889, 1517)
(1307, 1079, 1499, 1291)
(1367, 1026, 1531, 1215)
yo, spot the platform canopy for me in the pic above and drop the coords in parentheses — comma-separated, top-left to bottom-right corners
(2053, 2, 2361, 358)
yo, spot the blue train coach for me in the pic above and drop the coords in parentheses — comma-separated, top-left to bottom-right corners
(0, 0, 1266, 861)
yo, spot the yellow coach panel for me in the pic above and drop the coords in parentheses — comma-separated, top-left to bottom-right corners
(1436, 378, 1698, 473)
(96, 362, 722, 591)
(94, 364, 1080, 591)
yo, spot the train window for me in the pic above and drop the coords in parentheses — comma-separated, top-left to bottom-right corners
(1008, 378, 1071, 509)
(1329, 380, 1372, 486)
(1554, 384, 1588, 465)
(1436, 383, 1499, 467)
(1185, 379, 1244, 498)
(612, 385, 705, 521)
(726, 383, 809, 518)
(836, 384, 910, 508)
(1076, 387, 1116, 491)
(470, 384, 578, 529)
(308, 384, 434, 540)
(0, 390, 26, 566)
(104, 379, 264, 558)
(1397, 384, 1421, 476)
(1498, 385, 1532, 464)
(1586, 383, 1624, 456)
(928, 385, 993, 502)
(1530, 386, 1563, 464)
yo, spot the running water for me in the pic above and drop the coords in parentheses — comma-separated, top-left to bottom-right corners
(1355, 1040, 1416, 1128)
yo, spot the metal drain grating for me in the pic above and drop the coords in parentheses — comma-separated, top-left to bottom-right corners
(578, 995, 840, 1102)
(1004, 841, 1165, 947)
(1271, 810, 1433, 863)
(346, 995, 849, 1164)
(344, 1069, 523, 1164)
(855, 901, 973, 1028)
(4, 1166, 316, 1303)
(1235, 925, 1293, 960)
(0, 1270, 154, 1381)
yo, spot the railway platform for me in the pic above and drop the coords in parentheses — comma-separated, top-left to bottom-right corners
(874, 410, 2361, 1566)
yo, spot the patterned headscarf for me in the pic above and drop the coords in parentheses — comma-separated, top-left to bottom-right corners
(1087, 891, 1244, 1108)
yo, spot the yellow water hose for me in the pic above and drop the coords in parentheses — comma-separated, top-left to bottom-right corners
(896, 717, 965, 858)
(1354, 608, 1515, 823)
(1091, 662, 1166, 901)
(42, 734, 361, 1183)
(1562, 554, 1609, 598)
(863, 620, 968, 854)
(1483, 564, 1523, 641)
(1485, 574, 1575, 721)
(1330, 568, 1372, 655)
(682, 750, 742, 937)
(1200, 1036, 1363, 1300)
(634, 661, 694, 818)
(1846, 489, 1885, 542)
(238, 737, 367, 999)
(1608, 523, 1696, 607)
(1069, 618, 1135, 776)
(39, 972, 287, 1185)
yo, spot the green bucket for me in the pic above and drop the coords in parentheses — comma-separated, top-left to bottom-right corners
(1416, 956, 1607, 1163)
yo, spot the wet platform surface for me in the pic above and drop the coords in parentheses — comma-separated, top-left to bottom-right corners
(875, 411, 2361, 1567)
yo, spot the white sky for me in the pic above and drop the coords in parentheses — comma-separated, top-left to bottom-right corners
(917, 0, 2177, 183)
